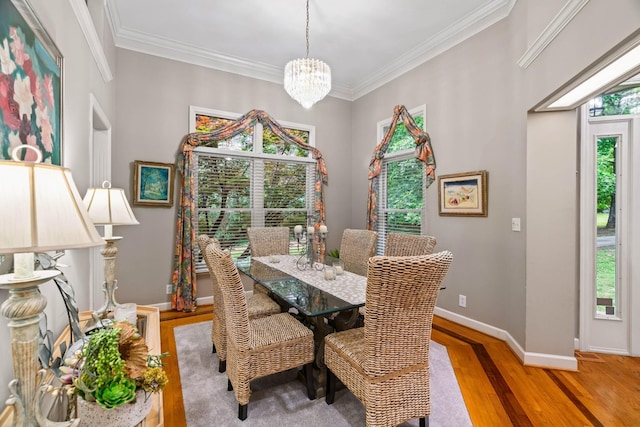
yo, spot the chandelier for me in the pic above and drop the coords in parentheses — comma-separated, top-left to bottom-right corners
(284, 0, 331, 109)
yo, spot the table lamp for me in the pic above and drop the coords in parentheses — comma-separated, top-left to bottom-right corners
(0, 146, 103, 426)
(82, 181, 139, 317)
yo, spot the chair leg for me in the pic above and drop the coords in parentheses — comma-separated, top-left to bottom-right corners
(304, 363, 315, 400)
(212, 343, 217, 353)
(227, 379, 233, 391)
(238, 403, 248, 421)
(325, 368, 336, 404)
(218, 359, 226, 373)
(420, 416, 428, 427)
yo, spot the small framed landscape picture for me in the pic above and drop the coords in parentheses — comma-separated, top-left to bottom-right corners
(438, 170, 488, 217)
(133, 161, 175, 207)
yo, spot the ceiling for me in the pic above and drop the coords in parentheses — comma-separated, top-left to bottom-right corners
(106, 0, 514, 101)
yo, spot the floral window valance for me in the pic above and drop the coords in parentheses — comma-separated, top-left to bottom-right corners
(367, 105, 436, 230)
(171, 109, 328, 312)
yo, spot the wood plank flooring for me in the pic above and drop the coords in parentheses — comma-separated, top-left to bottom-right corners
(160, 306, 640, 426)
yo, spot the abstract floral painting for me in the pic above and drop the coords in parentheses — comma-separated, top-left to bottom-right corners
(0, 0, 62, 165)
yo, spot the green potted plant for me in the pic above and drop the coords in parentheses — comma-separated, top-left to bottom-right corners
(61, 321, 168, 426)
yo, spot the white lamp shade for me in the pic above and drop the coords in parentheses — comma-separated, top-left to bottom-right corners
(0, 160, 104, 253)
(83, 185, 139, 226)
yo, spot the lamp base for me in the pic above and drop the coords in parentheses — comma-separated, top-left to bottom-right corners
(94, 237, 123, 318)
(0, 271, 82, 426)
(93, 279, 119, 318)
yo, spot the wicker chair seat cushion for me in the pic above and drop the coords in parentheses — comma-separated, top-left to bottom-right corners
(248, 313, 313, 349)
(247, 293, 280, 318)
(234, 313, 315, 392)
(324, 328, 366, 368)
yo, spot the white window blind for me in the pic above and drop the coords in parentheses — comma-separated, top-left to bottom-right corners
(190, 107, 315, 269)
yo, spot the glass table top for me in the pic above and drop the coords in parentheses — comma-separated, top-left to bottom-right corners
(236, 257, 364, 317)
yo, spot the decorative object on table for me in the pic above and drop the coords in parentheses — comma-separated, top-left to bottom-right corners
(132, 160, 175, 207)
(323, 265, 336, 281)
(332, 260, 344, 276)
(0, 145, 104, 426)
(0, 0, 63, 165)
(83, 181, 140, 317)
(437, 170, 488, 217)
(283, 0, 331, 109)
(62, 320, 168, 427)
(293, 223, 328, 270)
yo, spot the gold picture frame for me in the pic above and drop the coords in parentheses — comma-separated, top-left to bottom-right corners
(133, 161, 175, 207)
(438, 170, 488, 217)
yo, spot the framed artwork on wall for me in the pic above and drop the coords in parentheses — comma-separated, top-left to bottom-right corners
(0, 0, 63, 165)
(133, 160, 175, 207)
(438, 170, 488, 217)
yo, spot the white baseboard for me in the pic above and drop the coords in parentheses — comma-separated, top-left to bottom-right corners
(434, 307, 577, 371)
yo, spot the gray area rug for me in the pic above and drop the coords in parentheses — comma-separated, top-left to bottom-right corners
(175, 321, 472, 427)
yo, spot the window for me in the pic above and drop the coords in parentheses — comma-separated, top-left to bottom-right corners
(375, 105, 427, 254)
(190, 107, 315, 269)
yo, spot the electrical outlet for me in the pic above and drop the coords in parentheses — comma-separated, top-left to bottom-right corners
(458, 294, 467, 308)
(512, 217, 521, 232)
(166, 284, 173, 294)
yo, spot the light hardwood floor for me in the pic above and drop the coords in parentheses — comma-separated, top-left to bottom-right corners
(160, 305, 640, 426)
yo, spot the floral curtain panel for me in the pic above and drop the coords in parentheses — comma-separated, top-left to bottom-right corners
(172, 109, 328, 312)
(367, 105, 436, 230)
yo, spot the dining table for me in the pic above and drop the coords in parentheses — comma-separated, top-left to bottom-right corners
(236, 254, 366, 397)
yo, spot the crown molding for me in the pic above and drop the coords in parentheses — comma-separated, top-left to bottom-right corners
(517, 0, 590, 69)
(352, 0, 516, 99)
(110, 25, 354, 102)
(107, 0, 514, 101)
(68, 0, 113, 82)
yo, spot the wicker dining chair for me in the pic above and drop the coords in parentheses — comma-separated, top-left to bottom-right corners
(324, 251, 453, 427)
(205, 244, 315, 421)
(247, 226, 291, 295)
(339, 229, 378, 276)
(196, 235, 280, 373)
(383, 232, 437, 256)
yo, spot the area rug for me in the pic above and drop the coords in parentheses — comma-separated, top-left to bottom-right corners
(175, 321, 472, 427)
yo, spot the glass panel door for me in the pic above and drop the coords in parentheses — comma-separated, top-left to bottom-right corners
(595, 136, 618, 317)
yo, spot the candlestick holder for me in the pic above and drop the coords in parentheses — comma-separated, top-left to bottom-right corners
(294, 224, 328, 271)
